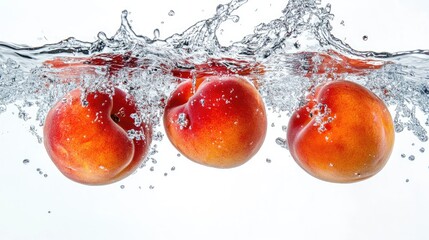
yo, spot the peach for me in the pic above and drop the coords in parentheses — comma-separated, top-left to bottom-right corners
(43, 87, 152, 185)
(163, 76, 267, 168)
(287, 80, 394, 183)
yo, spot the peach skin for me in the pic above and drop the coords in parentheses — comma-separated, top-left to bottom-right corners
(163, 76, 267, 168)
(287, 80, 395, 183)
(43, 87, 152, 185)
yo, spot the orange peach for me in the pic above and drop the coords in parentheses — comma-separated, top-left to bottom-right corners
(163, 76, 267, 168)
(287, 80, 394, 183)
(43, 87, 152, 185)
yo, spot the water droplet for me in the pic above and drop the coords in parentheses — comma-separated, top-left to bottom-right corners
(122, 10, 128, 18)
(266, 158, 272, 163)
(271, 123, 275, 127)
(216, 4, 226, 13)
(168, 10, 175, 16)
(164, 172, 168, 176)
(120, 185, 125, 189)
(177, 153, 181, 157)
(0, 105, 7, 113)
(97, 31, 108, 40)
(340, 20, 345, 26)
(408, 155, 415, 161)
(420, 147, 425, 153)
(362, 35, 368, 41)
(149, 185, 155, 190)
(44, 174, 48, 178)
(294, 41, 301, 49)
(325, 3, 331, 12)
(153, 28, 160, 40)
(150, 166, 155, 171)
(23, 159, 30, 165)
(401, 153, 406, 158)
(405, 179, 410, 183)
(48, 211, 51, 214)
(171, 166, 176, 171)
(231, 15, 240, 23)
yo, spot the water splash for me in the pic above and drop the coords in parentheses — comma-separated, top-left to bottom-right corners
(0, 0, 428, 144)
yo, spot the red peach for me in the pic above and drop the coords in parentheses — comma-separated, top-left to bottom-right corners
(163, 76, 267, 168)
(43, 87, 152, 185)
(287, 80, 395, 183)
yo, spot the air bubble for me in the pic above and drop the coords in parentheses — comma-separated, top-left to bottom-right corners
(23, 159, 30, 165)
(266, 158, 272, 163)
(171, 166, 176, 171)
(420, 147, 425, 153)
(362, 35, 368, 41)
(408, 155, 415, 161)
(401, 153, 406, 158)
(149, 185, 155, 190)
(275, 137, 288, 149)
(120, 185, 125, 189)
(168, 10, 175, 16)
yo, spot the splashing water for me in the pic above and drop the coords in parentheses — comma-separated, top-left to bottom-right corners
(0, 0, 428, 156)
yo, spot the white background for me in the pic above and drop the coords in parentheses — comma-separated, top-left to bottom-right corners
(1, 0, 429, 240)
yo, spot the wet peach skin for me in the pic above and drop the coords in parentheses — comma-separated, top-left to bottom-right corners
(43, 87, 152, 185)
(163, 76, 267, 168)
(287, 80, 395, 183)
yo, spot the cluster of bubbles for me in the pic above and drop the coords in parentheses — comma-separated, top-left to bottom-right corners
(22, 158, 48, 178)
